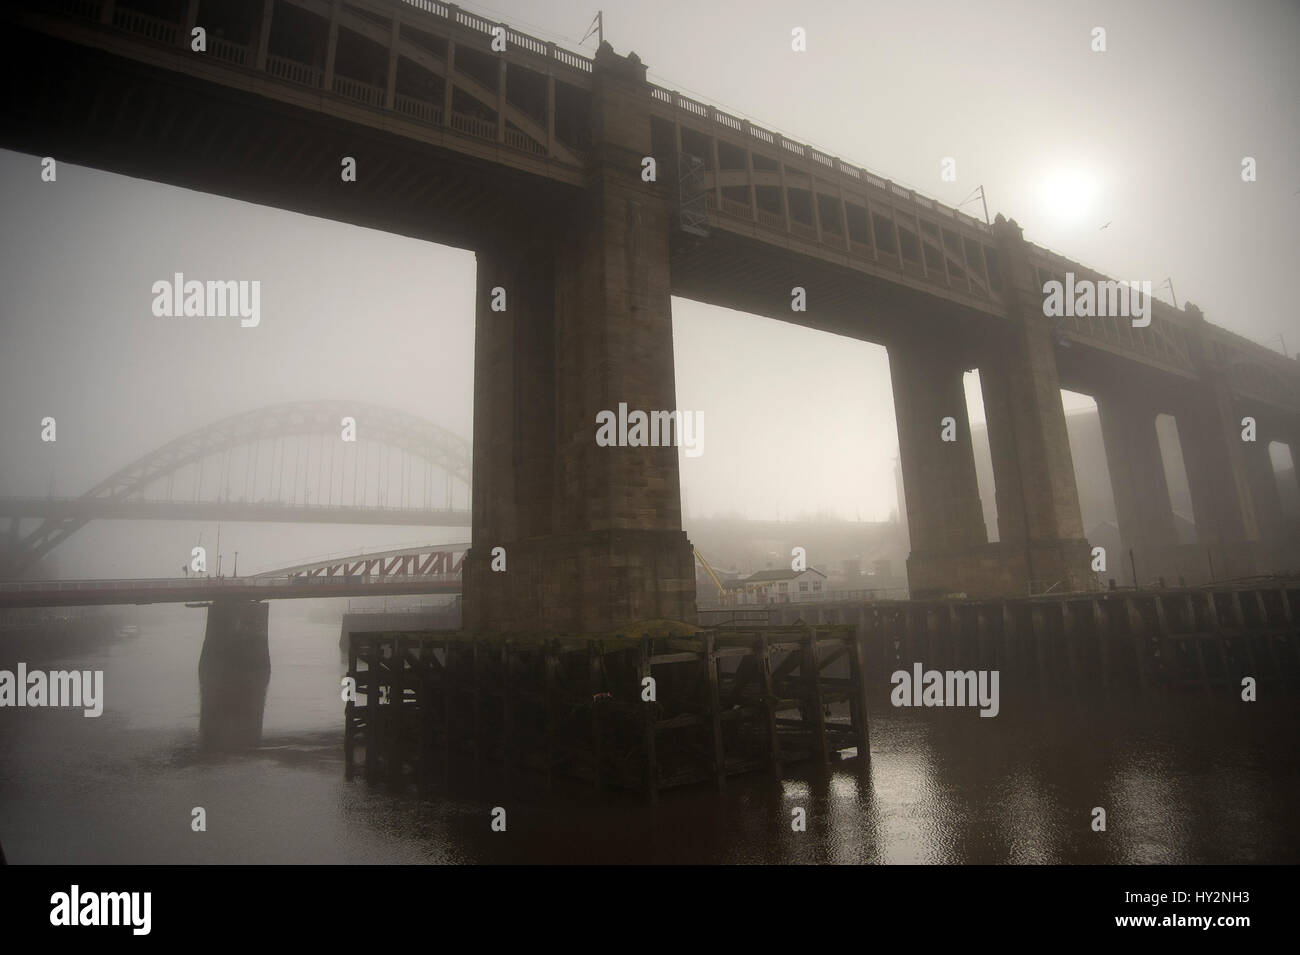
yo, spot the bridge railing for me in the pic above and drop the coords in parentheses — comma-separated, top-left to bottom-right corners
(0, 576, 292, 592)
(345, 599, 459, 612)
(207, 36, 249, 67)
(53, 0, 101, 20)
(394, 92, 442, 125)
(698, 587, 911, 609)
(399, 0, 593, 74)
(266, 54, 323, 88)
(111, 7, 177, 45)
(332, 73, 387, 108)
(42, 0, 593, 163)
(649, 81, 992, 242)
(0, 574, 462, 593)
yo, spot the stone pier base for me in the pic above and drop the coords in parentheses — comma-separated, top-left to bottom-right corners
(907, 539, 1095, 598)
(464, 529, 696, 632)
(198, 599, 270, 750)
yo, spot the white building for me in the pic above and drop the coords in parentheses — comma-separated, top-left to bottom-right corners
(720, 567, 828, 606)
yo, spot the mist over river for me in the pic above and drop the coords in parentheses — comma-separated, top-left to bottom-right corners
(2, 601, 1297, 865)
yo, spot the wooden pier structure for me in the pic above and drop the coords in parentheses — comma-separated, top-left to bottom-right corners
(784, 580, 1300, 696)
(344, 626, 869, 801)
(344, 580, 1300, 797)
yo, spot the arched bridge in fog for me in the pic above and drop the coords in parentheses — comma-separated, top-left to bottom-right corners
(1, 401, 471, 578)
(2, 0, 1298, 628)
(0, 542, 467, 608)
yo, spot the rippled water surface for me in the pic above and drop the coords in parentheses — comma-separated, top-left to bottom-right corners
(2, 603, 1297, 864)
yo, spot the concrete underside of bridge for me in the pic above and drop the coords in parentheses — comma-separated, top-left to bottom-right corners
(4, 7, 1297, 614)
(0, 27, 575, 253)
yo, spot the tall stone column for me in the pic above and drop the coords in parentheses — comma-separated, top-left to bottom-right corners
(888, 337, 988, 597)
(463, 43, 696, 633)
(979, 216, 1094, 593)
(1175, 304, 1260, 577)
(1095, 391, 1178, 577)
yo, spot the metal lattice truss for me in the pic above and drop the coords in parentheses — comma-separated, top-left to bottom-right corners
(30, 0, 589, 168)
(1210, 329, 1300, 414)
(6, 401, 471, 577)
(254, 542, 469, 580)
(1027, 251, 1197, 378)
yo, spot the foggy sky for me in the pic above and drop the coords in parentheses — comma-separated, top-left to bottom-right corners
(2, 0, 1297, 577)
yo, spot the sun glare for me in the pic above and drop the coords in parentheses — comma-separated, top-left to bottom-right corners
(1037, 167, 1103, 228)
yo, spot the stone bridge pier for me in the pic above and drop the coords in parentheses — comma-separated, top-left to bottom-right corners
(890, 217, 1095, 597)
(462, 45, 696, 632)
(198, 599, 270, 750)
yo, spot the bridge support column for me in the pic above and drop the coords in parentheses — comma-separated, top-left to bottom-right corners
(1096, 391, 1179, 581)
(888, 338, 989, 597)
(977, 216, 1094, 594)
(1176, 304, 1263, 578)
(463, 43, 696, 633)
(198, 600, 269, 750)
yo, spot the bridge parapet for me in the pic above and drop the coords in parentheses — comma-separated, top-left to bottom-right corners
(648, 81, 1004, 311)
(1026, 242, 1300, 414)
(647, 83, 991, 237)
(1203, 324, 1300, 415)
(1025, 243, 1197, 378)
(28, 0, 596, 177)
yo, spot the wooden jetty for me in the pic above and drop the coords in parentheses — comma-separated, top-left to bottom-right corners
(772, 579, 1300, 695)
(344, 625, 869, 801)
(343, 580, 1300, 798)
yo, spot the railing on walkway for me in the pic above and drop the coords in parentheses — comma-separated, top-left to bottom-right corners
(208, 36, 248, 66)
(111, 7, 176, 45)
(332, 73, 386, 108)
(0, 573, 460, 594)
(266, 54, 322, 88)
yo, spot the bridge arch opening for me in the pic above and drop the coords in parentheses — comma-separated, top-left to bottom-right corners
(1268, 441, 1300, 521)
(1155, 413, 1196, 539)
(961, 369, 998, 543)
(671, 302, 907, 599)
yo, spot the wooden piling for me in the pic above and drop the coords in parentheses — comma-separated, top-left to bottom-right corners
(344, 633, 357, 776)
(501, 640, 514, 788)
(589, 642, 604, 792)
(639, 635, 658, 804)
(846, 634, 870, 759)
(704, 632, 726, 791)
(543, 641, 557, 790)
(472, 638, 482, 782)
(758, 633, 782, 777)
(804, 630, 830, 766)
(1091, 598, 1110, 691)
(365, 637, 379, 781)
(1125, 597, 1149, 693)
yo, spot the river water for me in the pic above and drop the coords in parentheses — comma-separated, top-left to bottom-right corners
(2, 601, 1297, 864)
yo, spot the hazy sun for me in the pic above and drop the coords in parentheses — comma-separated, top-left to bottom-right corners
(1037, 167, 1103, 228)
